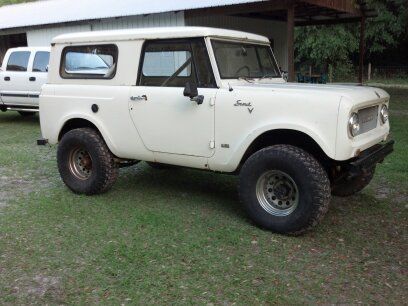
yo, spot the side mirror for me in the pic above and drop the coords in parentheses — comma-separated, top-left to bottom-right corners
(183, 82, 198, 99)
(183, 82, 204, 105)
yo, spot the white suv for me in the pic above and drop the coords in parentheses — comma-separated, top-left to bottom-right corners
(39, 27, 393, 235)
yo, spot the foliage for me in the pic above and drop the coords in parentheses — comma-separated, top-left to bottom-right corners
(295, 25, 358, 80)
(295, 0, 408, 75)
(0, 0, 34, 6)
(364, 0, 408, 56)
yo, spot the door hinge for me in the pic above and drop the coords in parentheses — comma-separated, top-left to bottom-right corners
(209, 141, 215, 149)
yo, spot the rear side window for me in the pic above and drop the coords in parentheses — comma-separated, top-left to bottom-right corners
(7, 51, 30, 71)
(33, 51, 50, 72)
(60, 44, 118, 79)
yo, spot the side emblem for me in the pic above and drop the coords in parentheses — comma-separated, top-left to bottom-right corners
(234, 100, 254, 114)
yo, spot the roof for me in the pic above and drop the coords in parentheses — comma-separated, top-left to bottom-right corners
(0, 0, 264, 31)
(6, 46, 51, 52)
(51, 26, 270, 44)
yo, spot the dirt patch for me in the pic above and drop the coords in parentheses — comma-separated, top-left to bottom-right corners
(11, 274, 62, 300)
(0, 167, 53, 210)
(373, 183, 408, 204)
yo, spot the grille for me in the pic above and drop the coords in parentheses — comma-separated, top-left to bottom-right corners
(357, 105, 379, 135)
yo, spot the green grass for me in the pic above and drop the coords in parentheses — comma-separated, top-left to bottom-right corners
(0, 0, 36, 7)
(367, 77, 408, 86)
(0, 88, 407, 304)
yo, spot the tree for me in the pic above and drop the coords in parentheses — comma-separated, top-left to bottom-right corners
(364, 0, 408, 58)
(295, 0, 408, 80)
(295, 25, 358, 81)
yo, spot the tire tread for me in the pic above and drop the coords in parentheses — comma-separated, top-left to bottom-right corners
(239, 145, 331, 235)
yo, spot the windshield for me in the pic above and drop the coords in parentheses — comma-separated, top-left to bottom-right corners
(211, 40, 281, 79)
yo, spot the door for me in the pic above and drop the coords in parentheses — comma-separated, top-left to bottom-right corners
(0, 50, 32, 106)
(129, 38, 218, 158)
(28, 51, 50, 107)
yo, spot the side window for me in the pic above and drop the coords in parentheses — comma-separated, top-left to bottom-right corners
(6, 51, 30, 71)
(33, 51, 50, 72)
(143, 51, 192, 77)
(139, 39, 216, 88)
(60, 44, 118, 79)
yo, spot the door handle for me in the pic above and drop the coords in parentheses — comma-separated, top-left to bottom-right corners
(29, 77, 36, 81)
(4, 76, 10, 81)
(130, 95, 147, 101)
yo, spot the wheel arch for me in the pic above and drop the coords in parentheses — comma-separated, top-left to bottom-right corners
(239, 128, 333, 171)
(58, 118, 100, 141)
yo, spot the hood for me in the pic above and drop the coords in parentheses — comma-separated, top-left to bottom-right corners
(227, 81, 389, 103)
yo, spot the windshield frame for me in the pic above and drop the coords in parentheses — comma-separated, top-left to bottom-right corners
(210, 38, 282, 80)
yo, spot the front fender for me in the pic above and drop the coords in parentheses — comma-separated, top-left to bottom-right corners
(212, 123, 337, 173)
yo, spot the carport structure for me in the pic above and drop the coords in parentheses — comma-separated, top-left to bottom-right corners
(186, 0, 374, 83)
(0, 0, 374, 83)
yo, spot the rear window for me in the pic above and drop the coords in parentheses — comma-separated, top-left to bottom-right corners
(7, 51, 30, 71)
(60, 44, 118, 79)
(33, 51, 50, 72)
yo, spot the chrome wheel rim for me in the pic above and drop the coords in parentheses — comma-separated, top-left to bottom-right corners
(68, 146, 93, 180)
(256, 170, 299, 216)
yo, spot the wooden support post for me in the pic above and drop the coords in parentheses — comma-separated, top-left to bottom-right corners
(368, 62, 371, 81)
(287, 4, 295, 82)
(358, 15, 366, 84)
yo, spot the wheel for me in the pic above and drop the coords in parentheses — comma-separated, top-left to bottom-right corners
(18, 111, 36, 117)
(57, 128, 118, 195)
(331, 167, 375, 197)
(239, 145, 331, 235)
(146, 162, 176, 170)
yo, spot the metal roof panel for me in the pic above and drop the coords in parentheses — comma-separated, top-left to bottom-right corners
(0, 0, 265, 30)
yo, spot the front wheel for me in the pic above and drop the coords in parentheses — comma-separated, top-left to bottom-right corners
(239, 145, 331, 235)
(57, 128, 118, 195)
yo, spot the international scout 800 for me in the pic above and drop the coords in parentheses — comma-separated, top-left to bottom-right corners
(39, 27, 393, 234)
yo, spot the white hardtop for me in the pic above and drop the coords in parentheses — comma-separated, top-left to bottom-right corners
(52, 26, 270, 44)
(6, 46, 51, 52)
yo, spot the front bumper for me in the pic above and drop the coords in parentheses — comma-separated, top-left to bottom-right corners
(348, 140, 394, 177)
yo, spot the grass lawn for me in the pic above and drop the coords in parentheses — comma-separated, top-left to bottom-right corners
(0, 87, 407, 304)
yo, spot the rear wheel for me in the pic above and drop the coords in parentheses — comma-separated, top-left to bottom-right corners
(57, 128, 118, 195)
(239, 145, 331, 235)
(18, 111, 36, 117)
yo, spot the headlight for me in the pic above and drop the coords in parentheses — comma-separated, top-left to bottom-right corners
(349, 112, 360, 137)
(380, 105, 389, 124)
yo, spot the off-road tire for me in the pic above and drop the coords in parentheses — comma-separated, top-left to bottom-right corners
(18, 111, 36, 117)
(57, 128, 118, 195)
(331, 167, 375, 197)
(239, 145, 331, 235)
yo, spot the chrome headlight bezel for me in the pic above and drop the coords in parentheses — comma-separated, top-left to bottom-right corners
(380, 104, 389, 124)
(348, 112, 360, 137)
